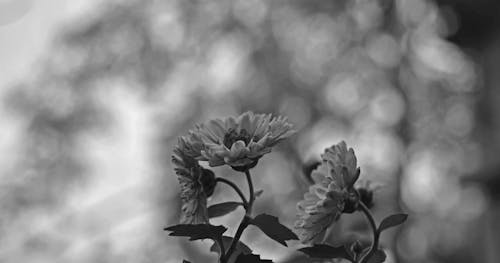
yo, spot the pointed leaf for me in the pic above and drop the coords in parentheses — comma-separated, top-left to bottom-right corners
(208, 202, 242, 218)
(164, 224, 227, 241)
(366, 249, 386, 263)
(378, 214, 408, 232)
(235, 253, 273, 263)
(249, 214, 298, 246)
(298, 244, 353, 260)
(210, 236, 252, 255)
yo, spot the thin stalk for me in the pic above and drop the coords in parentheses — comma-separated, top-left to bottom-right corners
(358, 201, 379, 263)
(216, 236, 226, 262)
(215, 177, 248, 207)
(244, 170, 255, 213)
(222, 170, 255, 262)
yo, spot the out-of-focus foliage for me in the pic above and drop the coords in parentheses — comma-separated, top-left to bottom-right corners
(0, 0, 495, 262)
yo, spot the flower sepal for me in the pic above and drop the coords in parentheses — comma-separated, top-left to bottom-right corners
(199, 168, 217, 197)
(342, 190, 360, 214)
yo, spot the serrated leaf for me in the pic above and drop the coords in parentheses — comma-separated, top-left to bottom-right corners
(164, 224, 226, 241)
(249, 214, 298, 246)
(210, 236, 252, 255)
(378, 214, 408, 232)
(208, 202, 242, 218)
(298, 244, 353, 260)
(366, 249, 386, 263)
(235, 253, 273, 263)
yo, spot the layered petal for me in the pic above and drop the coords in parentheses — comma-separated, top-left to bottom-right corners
(294, 141, 361, 243)
(322, 141, 360, 189)
(183, 111, 295, 171)
(172, 142, 215, 224)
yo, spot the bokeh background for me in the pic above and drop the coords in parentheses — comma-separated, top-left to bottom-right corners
(1, 0, 499, 262)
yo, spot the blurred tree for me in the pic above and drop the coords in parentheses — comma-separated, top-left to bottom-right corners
(0, 0, 494, 262)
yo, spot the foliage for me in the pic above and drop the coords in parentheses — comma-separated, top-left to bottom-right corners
(165, 112, 407, 263)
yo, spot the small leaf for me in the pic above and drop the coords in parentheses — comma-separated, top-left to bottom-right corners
(298, 244, 353, 260)
(366, 249, 386, 263)
(249, 214, 298, 246)
(208, 202, 242, 218)
(210, 236, 252, 255)
(378, 214, 408, 232)
(235, 253, 273, 263)
(254, 189, 264, 198)
(164, 224, 226, 241)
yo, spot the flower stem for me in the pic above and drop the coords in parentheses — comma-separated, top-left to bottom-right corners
(222, 170, 255, 262)
(216, 235, 226, 262)
(244, 170, 255, 213)
(358, 201, 379, 263)
(215, 177, 248, 207)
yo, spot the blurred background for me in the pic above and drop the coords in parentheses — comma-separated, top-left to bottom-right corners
(1, 0, 499, 262)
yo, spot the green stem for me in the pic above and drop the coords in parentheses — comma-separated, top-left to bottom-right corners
(358, 201, 379, 263)
(215, 177, 248, 207)
(223, 170, 255, 262)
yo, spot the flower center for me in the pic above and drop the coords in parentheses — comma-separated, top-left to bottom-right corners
(223, 128, 251, 148)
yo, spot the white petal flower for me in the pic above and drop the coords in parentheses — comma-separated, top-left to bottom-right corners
(172, 142, 216, 224)
(185, 111, 295, 171)
(295, 141, 361, 243)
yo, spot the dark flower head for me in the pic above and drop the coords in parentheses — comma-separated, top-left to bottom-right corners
(185, 111, 295, 171)
(295, 141, 361, 243)
(172, 142, 216, 224)
(355, 180, 380, 209)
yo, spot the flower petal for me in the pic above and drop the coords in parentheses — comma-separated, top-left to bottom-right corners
(229, 140, 248, 158)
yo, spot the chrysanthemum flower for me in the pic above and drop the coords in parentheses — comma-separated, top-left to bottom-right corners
(295, 141, 361, 243)
(172, 142, 216, 224)
(185, 111, 295, 171)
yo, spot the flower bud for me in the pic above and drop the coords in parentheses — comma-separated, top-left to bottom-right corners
(342, 190, 360, 213)
(199, 168, 217, 197)
(356, 183, 375, 209)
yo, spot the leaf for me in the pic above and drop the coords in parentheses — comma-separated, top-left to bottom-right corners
(210, 236, 252, 255)
(298, 244, 353, 260)
(249, 214, 298, 246)
(378, 214, 408, 233)
(235, 253, 273, 263)
(366, 249, 386, 263)
(208, 202, 242, 218)
(164, 224, 227, 241)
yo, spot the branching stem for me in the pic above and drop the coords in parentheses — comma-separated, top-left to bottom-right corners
(222, 170, 255, 262)
(358, 201, 379, 263)
(215, 177, 248, 207)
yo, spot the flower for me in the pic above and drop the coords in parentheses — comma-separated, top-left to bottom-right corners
(185, 111, 295, 171)
(172, 141, 216, 224)
(295, 141, 361, 243)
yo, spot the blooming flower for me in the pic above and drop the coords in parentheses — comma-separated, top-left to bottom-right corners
(185, 111, 295, 171)
(295, 141, 361, 243)
(172, 141, 216, 224)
